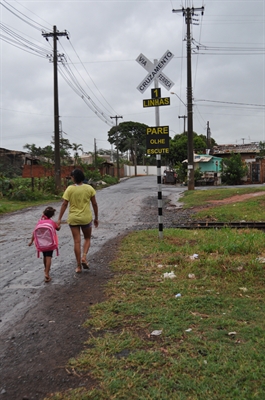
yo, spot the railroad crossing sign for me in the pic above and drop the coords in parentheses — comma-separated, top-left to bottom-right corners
(136, 50, 175, 94)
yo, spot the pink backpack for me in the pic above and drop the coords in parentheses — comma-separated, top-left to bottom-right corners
(33, 219, 59, 258)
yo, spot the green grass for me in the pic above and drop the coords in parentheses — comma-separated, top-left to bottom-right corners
(193, 197, 265, 222)
(181, 186, 265, 208)
(180, 187, 265, 222)
(45, 187, 265, 400)
(0, 196, 61, 214)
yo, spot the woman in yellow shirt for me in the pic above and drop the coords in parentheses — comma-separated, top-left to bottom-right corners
(57, 169, 99, 273)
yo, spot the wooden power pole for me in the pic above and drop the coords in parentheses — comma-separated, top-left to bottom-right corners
(110, 115, 123, 180)
(42, 26, 68, 193)
(173, 6, 204, 190)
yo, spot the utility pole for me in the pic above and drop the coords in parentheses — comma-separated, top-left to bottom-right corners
(94, 138, 97, 168)
(206, 121, 211, 150)
(42, 26, 68, 193)
(173, 6, 204, 190)
(134, 138, 137, 176)
(110, 115, 123, 180)
(178, 115, 187, 134)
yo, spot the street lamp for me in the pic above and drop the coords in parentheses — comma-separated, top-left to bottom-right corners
(170, 91, 187, 107)
(171, 92, 187, 133)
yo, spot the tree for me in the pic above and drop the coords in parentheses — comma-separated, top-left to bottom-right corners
(50, 137, 72, 165)
(259, 141, 265, 157)
(42, 145, 54, 165)
(221, 153, 248, 185)
(168, 132, 210, 165)
(23, 143, 43, 157)
(108, 121, 149, 165)
(72, 143, 83, 165)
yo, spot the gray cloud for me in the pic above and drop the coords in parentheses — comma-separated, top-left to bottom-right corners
(1, 0, 264, 153)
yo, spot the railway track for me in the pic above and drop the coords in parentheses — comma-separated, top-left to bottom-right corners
(173, 221, 265, 230)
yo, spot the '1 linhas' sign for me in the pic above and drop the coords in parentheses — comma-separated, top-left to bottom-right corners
(146, 126, 169, 155)
(143, 97, 170, 108)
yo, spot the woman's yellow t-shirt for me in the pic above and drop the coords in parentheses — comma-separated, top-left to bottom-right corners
(63, 184, 96, 225)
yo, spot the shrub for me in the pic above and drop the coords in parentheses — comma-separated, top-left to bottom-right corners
(102, 175, 118, 185)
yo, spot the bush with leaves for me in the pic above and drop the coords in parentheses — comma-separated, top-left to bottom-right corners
(221, 153, 248, 185)
(174, 162, 187, 184)
(102, 175, 118, 185)
(194, 167, 203, 185)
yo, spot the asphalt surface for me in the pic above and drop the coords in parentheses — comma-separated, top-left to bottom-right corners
(0, 176, 186, 337)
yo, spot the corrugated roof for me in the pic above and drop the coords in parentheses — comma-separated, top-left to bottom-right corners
(213, 143, 260, 154)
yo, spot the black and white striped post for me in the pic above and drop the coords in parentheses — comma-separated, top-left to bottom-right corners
(157, 154, 163, 238)
(154, 69, 163, 239)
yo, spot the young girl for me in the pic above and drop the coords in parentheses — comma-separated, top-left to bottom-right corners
(28, 206, 60, 283)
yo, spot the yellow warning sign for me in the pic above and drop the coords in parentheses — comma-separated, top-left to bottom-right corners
(146, 126, 169, 153)
(143, 97, 170, 108)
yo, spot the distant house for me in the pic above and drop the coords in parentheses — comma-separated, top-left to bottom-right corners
(78, 153, 111, 165)
(183, 153, 223, 185)
(0, 148, 30, 175)
(212, 143, 260, 161)
(212, 143, 265, 184)
(194, 154, 222, 173)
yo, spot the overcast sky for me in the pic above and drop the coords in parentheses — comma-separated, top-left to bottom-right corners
(0, 0, 264, 154)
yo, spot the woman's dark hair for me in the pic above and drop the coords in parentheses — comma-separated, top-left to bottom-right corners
(72, 169, 85, 184)
(43, 206, 56, 218)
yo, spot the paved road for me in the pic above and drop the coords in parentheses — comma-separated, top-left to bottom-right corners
(0, 176, 186, 335)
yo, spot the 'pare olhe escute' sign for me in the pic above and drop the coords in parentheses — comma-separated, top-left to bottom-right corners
(146, 126, 169, 154)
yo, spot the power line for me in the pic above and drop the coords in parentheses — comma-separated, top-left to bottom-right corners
(0, 22, 50, 57)
(13, 0, 51, 30)
(1, 0, 49, 31)
(0, 0, 117, 127)
(195, 99, 265, 108)
(67, 39, 119, 115)
(58, 58, 114, 126)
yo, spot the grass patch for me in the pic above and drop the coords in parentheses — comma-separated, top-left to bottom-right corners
(0, 196, 61, 214)
(5, 186, 260, 398)
(193, 197, 265, 222)
(181, 186, 265, 208)
(46, 226, 265, 399)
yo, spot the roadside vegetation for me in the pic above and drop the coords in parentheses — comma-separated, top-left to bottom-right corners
(44, 186, 265, 400)
(0, 174, 118, 214)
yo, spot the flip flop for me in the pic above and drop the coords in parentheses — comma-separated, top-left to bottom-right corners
(45, 276, 51, 283)
(81, 260, 89, 270)
(81, 253, 89, 269)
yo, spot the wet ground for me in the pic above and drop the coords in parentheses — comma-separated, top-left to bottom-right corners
(0, 176, 190, 399)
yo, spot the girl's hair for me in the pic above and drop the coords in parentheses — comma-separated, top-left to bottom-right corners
(43, 206, 56, 218)
(72, 169, 85, 184)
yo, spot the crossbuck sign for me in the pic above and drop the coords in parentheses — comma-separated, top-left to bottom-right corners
(136, 50, 175, 94)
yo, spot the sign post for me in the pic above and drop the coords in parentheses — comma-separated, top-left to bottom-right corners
(136, 51, 174, 238)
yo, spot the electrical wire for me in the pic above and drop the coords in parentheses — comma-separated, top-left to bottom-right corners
(58, 38, 117, 117)
(1, 1, 49, 32)
(68, 39, 119, 115)
(58, 57, 113, 126)
(0, 22, 50, 57)
(13, 0, 52, 31)
(1, 0, 115, 127)
(195, 99, 265, 109)
(192, 39, 265, 55)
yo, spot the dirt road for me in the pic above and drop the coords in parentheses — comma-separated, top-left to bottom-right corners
(0, 176, 186, 399)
